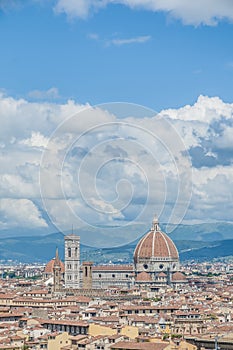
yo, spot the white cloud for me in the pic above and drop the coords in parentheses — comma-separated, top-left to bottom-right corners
(0, 172, 39, 199)
(190, 167, 233, 222)
(87, 33, 151, 47)
(1, 0, 233, 26)
(89, 198, 125, 219)
(1, 92, 233, 240)
(54, 0, 233, 25)
(160, 95, 233, 123)
(215, 125, 233, 150)
(20, 131, 49, 149)
(54, 0, 104, 19)
(110, 35, 151, 46)
(0, 198, 47, 229)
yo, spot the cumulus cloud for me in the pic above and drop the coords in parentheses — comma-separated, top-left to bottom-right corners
(159, 95, 233, 169)
(54, 0, 233, 25)
(1, 93, 233, 242)
(0, 198, 47, 228)
(20, 131, 49, 149)
(1, 1, 233, 26)
(161, 95, 233, 123)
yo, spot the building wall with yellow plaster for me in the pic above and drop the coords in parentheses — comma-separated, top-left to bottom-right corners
(120, 325, 138, 339)
(160, 325, 171, 334)
(47, 332, 70, 350)
(88, 323, 117, 337)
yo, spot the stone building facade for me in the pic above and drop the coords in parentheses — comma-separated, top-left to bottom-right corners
(81, 265, 133, 289)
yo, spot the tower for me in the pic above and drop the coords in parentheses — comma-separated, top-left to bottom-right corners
(82, 261, 93, 289)
(53, 248, 61, 292)
(64, 234, 80, 289)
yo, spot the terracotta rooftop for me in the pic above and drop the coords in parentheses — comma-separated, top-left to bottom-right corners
(172, 272, 187, 281)
(44, 258, 65, 274)
(136, 272, 152, 282)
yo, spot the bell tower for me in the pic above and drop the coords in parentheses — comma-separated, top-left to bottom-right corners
(53, 248, 62, 292)
(64, 234, 80, 289)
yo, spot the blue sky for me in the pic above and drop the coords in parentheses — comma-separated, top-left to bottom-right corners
(0, 1, 233, 110)
(1, 1, 233, 244)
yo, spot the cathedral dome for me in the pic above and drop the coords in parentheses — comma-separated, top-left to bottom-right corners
(134, 216, 179, 263)
(44, 257, 65, 274)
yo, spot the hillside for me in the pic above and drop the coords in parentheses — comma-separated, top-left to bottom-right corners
(0, 232, 94, 263)
(0, 231, 232, 263)
(168, 222, 233, 241)
(180, 239, 233, 261)
(1, 222, 233, 249)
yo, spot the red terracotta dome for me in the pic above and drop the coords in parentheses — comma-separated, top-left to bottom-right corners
(158, 272, 167, 277)
(136, 271, 152, 282)
(172, 272, 187, 281)
(134, 216, 179, 263)
(44, 258, 65, 274)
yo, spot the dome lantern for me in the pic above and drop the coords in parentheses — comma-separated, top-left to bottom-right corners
(151, 214, 160, 232)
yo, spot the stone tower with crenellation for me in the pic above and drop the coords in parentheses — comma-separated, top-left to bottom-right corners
(64, 234, 80, 289)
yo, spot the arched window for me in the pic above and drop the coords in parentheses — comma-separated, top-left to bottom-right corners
(75, 247, 78, 257)
(68, 247, 71, 258)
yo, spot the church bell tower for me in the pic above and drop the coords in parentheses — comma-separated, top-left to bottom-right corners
(53, 248, 62, 292)
(64, 234, 80, 289)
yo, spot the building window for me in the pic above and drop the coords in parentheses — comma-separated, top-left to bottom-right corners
(99, 274, 101, 278)
(159, 264, 164, 269)
(68, 247, 71, 258)
(144, 264, 148, 270)
(112, 274, 115, 278)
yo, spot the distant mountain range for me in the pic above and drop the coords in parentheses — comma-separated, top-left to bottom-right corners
(2, 221, 233, 244)
(0, 223, 149, 248)
(0, 221, 232, 263)
(168, 222, 233, 241)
